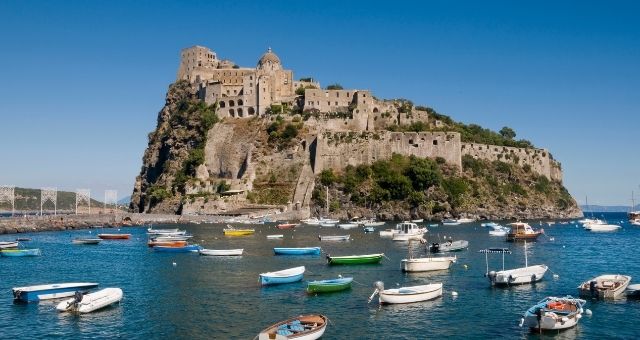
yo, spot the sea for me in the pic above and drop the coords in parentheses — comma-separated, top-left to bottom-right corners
(0, 212, 639, 339)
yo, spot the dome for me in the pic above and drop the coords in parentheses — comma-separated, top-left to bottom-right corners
(257, 47, 282, 70)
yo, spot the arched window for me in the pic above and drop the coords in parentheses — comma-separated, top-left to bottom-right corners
(229, 108, 235, 117)
(373, 107, 379, 113)
(238, 99, 243, 105)
(219, 101, 226, 108)
(237, 108, 243, 117)
(229, 100, 235, 107)
(248, 107, 255, 115)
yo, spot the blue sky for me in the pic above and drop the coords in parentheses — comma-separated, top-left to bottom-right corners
(0, 1, 638, 205)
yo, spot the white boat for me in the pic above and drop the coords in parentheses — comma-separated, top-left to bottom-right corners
(457, 218, 475, 223)
(489, 227, 509, 236)
(442, 219, 460, 226)
(379, 223, 403, 237)
(521, 296, 587, 331)
(401, 238, 456, 272)
(320, 218, 339, 224)
(630, 219, 640, 226)
(267, 234, 284, 239)
(578, 274, 631, 299)
(257, 314, 327, 340)
(259, 266, 305, 285)
(482, 242, 548, 286)
(368, 281, 442, 304)
(0, 241, 19, 249)
(410, 219, 424, 223)
(56, 288, 123, 313)
(320, 223, 336, 227)
(338, 223, 358, 229)
(199, 248, 243, 256)
(318, 235, 350, 241)
(584, 222, 621, 232)
(151, 235, 193, 242)
(300, 218, 321, 225)
(392, 222, 427, 241)
(481, 222, 500, 228)
(13, 282, 99, 302)
(362, 219, 385, 227)
(147, 228, 180, 234)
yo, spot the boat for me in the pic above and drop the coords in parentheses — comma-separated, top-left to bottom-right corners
(631, 219, 640, 226)
(147, 227, 179, 234)
(327, 253, 384, 265)
(12, 282, 99, 302)
(267, 234, 284, 239)
(410, 218, 424, 223)
(481, 222, 500, 228)
(379, 223, 403, 237)
(429, 239, 469, 252)
(72, 238, 102, 245)
(223, 226, 255, 236)
(521, 296, 587, 332)
(318, 235, 350, 241)
(1, 248, 42, 257)
(320, 218, 339, 224)
(276, 223, 298, 229)
(626, 283, 640, 298)
(401, 238, 456, 272)
(489, 227, 509, 236)
(300, 218, 321, 225)
(482, 242, 548, 286)
(199, 248, 243, 256)
(98, 233, 131, 240)
(15, 237, 31, 241)
(457, 217, 475, 223)
(320, 223, 336, 227)
(151, 235, 193, 242)
(505, 222, 543, 242)
(578, 274, 631, 299)
(363, 220, 385, 227)
(256, 314, 327, 340)
(364, 226, 375, 233)
(273, 247, 321, 255)
(307, 277, 353, 294)
(338, 223, 358, 229)
(392, 222, 427, 241)
(259, 266, 305, 285)
(147, 240, 188, 247)
(0, 241, 19, 249)
(442, 218, 460, 226)
(584, 222, 621, 232)
(56, 288, 123, 314)
(153, 244, 202, 253)
(368, 281, 443, 304)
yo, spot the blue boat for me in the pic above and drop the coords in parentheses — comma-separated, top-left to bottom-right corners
(153, 244, 202, 253)
(12, 282, 99, 302)
(1, 248, 41, 257)
(364, 227, 375, 233)
(260, 266, 305, 285)
(273, 247, 321, 255)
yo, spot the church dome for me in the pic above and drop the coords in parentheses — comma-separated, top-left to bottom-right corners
(257, 47, 282, 70)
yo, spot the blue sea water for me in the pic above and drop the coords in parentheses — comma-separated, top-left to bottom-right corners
(1, 212, 639, 339)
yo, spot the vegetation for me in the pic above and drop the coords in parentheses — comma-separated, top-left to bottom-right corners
(266, 115, 301, 150)
(326, 83, 344, 90)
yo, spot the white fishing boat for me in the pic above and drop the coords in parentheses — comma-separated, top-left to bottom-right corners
(489, 227, 509, 236)
(337, 223, 358, 229)
(410, 219, 424, 223)
(56, 288, 123, 314)
(401, 238, 456, 272)
(318, 235, 350, 241)
(392, 222, 427, 241)
(199, 248, 243, 256)
(584, 222, 621, 232)
(256, 314, 327, 340)
(520, 296, 587, 332)
(442, 219, 460, 226)
(481, 242, 548, 286)
(267, 234, 284, 239)
(457, 218, 475, 223)
(363, 220, 385, 227)
(0, 241, 19, 249)
(578, 274, 631, 299)
(368, 281, 442, 304)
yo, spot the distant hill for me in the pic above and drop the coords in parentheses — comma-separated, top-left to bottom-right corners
(0, 187, 104, 212)
(580, 205, 634, 213)
(118, 196, 131, 205)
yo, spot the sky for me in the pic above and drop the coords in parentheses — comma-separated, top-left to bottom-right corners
(0, 1, 639, 205)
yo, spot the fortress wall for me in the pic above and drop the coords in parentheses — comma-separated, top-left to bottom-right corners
(314, 131, 462, 174)
(550, 160, 563, 182)
(461, 143, 555, 180)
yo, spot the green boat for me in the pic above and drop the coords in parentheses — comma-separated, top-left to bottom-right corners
(307, 277, 353, 293)
(327, 253, 384, 265)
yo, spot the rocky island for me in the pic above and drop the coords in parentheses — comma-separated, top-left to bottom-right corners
(130, 46, 581, 220)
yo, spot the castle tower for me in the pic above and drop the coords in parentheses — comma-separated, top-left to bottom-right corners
(257, 47, 282, 72)
(177, 46, 218, 81)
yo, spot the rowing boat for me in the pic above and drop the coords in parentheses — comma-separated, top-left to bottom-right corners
(259, 266, 305, 285)
(153, 244, 202, 253)
(1, 248, 41, 257)
(147, 240, 187, 247)
(369, 281, 443, 304)
(199, 248, 243, 256)
(307, 277, 353, 293)
(327, 253, 384, 265)
(274, 247, 321, 255)
(98, 234, 131, 240)
(256, 314, 327, 340)
(223, 226, 255, 236)
(318, 235, 350, 241)
(72, 238, 102, 245)
(276, 223, 298, 229)
(12, 282, 99, 302)
(0, 241, 19, 249)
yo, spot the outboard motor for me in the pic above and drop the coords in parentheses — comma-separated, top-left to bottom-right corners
(368, 281, 385, 303)
(431, 243, 440, 253)
(488, 271, 497, 285)
(589, 280, 597, 298)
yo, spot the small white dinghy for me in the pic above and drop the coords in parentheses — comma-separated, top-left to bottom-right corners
(368, 281, 442, 304)
(481, 242, 548, 286)
(56, 288, 123, 314)
(578, 274, 631, 299)
(199, 249, 243, 256)
(267, 234, 284, 239)
(521, 296, 587, 332)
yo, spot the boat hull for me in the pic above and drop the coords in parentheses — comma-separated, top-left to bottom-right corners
(318, 235, 350, 241)
(257, 314, 327, 340)
(223, 229, 255, 236)
(327, 253, 383, 265)
(274, 247, 321, 255)
(307, 278, 353, 293)
(153, 245, 201, 253)
(57, 288, 123, 313)
(578, 274, 631, 299)
(72, 238, 102, 245)
(490, 265, 548, 285)
(13, 283, 99, 302)
(0, 241, 19, 249)
(429, 240, 469, 252)
(98, 234, 131, 240)
(379, 284, 443, 304)
(260, 266, 306, 286)
(506, 233, 541, 242)
(199, 249, 243, 256)
(1, 249, 41, 257)
(401, 257, 455, 272)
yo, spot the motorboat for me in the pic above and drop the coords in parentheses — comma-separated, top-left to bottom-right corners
(0, 241, 19, 249)
(429, 239, 469, 252)
(578, 274, 631, 299)
(276, 223, 298, 230)
(199, 248, 243, 256)
(273, 247, 321, 255)
(584, 222, 621, 232)
(364, 226, 375, 233)
(300, 218, 321, 225)
(318, 235, 350, 241)
(392, 222, 427, 241)
(442, 219, 460, 226)
(72, 238, 102, 245)
(307, 277, 353, 294)
(259, 266, 305, 285)
(338, 223, 358, 229)
(481, 242, 548, 286)
(368, 281, 442, 304)
(267, 234, 284, 239)
(98, 234, 131, 240)
(521, 296, 587, 332)
(56, 288, 123, 314)
(481, 222, 500, 228)
(379, 223, 403, 237)
(256, 314, 327, 340)
(401, 238, 456, 272)
(626, 283, 640, 298)
(505, 222, 542, 242)
(410, 219, 424, 223)
(327, 253, 384, 265)
(489, 227, 509, 236)
(13, 282, 99, 302)
(457, 218, 475, 223)
(362, 220, 385, 227)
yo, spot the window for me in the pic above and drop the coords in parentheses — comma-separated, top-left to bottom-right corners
(335, 102, 338, 105)
(433, 140, 438, 146)
(229, 100, 235, 107)
(327, 101, 330, 106)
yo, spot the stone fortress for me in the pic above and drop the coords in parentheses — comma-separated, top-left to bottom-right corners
(177, 46, 563, 215)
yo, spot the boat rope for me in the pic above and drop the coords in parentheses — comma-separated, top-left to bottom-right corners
(382, 254, 392, 261)
(351, 279, 368, 287)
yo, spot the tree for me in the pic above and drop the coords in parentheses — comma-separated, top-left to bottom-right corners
(499, 126, 516, 140)
(326, 83, 343, 90)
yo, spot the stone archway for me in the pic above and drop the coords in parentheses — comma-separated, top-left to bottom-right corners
(229, 108, 235, 117)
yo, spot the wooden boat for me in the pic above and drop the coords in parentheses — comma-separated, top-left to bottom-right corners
(1, 248, 41, 257)
(327, 253, 384, 265)
(151, 235, 193, 242)
(506, 222, 542, 242)
(482, 242, 548, 286)
(429, 240, 469, 252)
(267, 234, 284, 239)
(318, 235, 350, 241)
(13, 282, 99, 302)
(199, 248, 243, 256)
(56, 288, 123, 314)
(256, 314, 327, 340)
(274, 247, 321, 255)
(401, 238, 456, 272)
(153, 244, 202, 253)
(392, 222, 427, 241)
(259, 266, 305, 285)
(72, 238, 102, 245)
(147, 240, 187, 247)
(0, 241, 19, 249)
(369, 281, 443, 304)
(307, 277, 353, 294)
(276, 223, 298, 229)
(223, 226, 255, 236)
(578, 274, 631, 299)
(521, 296, 587, 332)
(98, 233, 131, 240)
